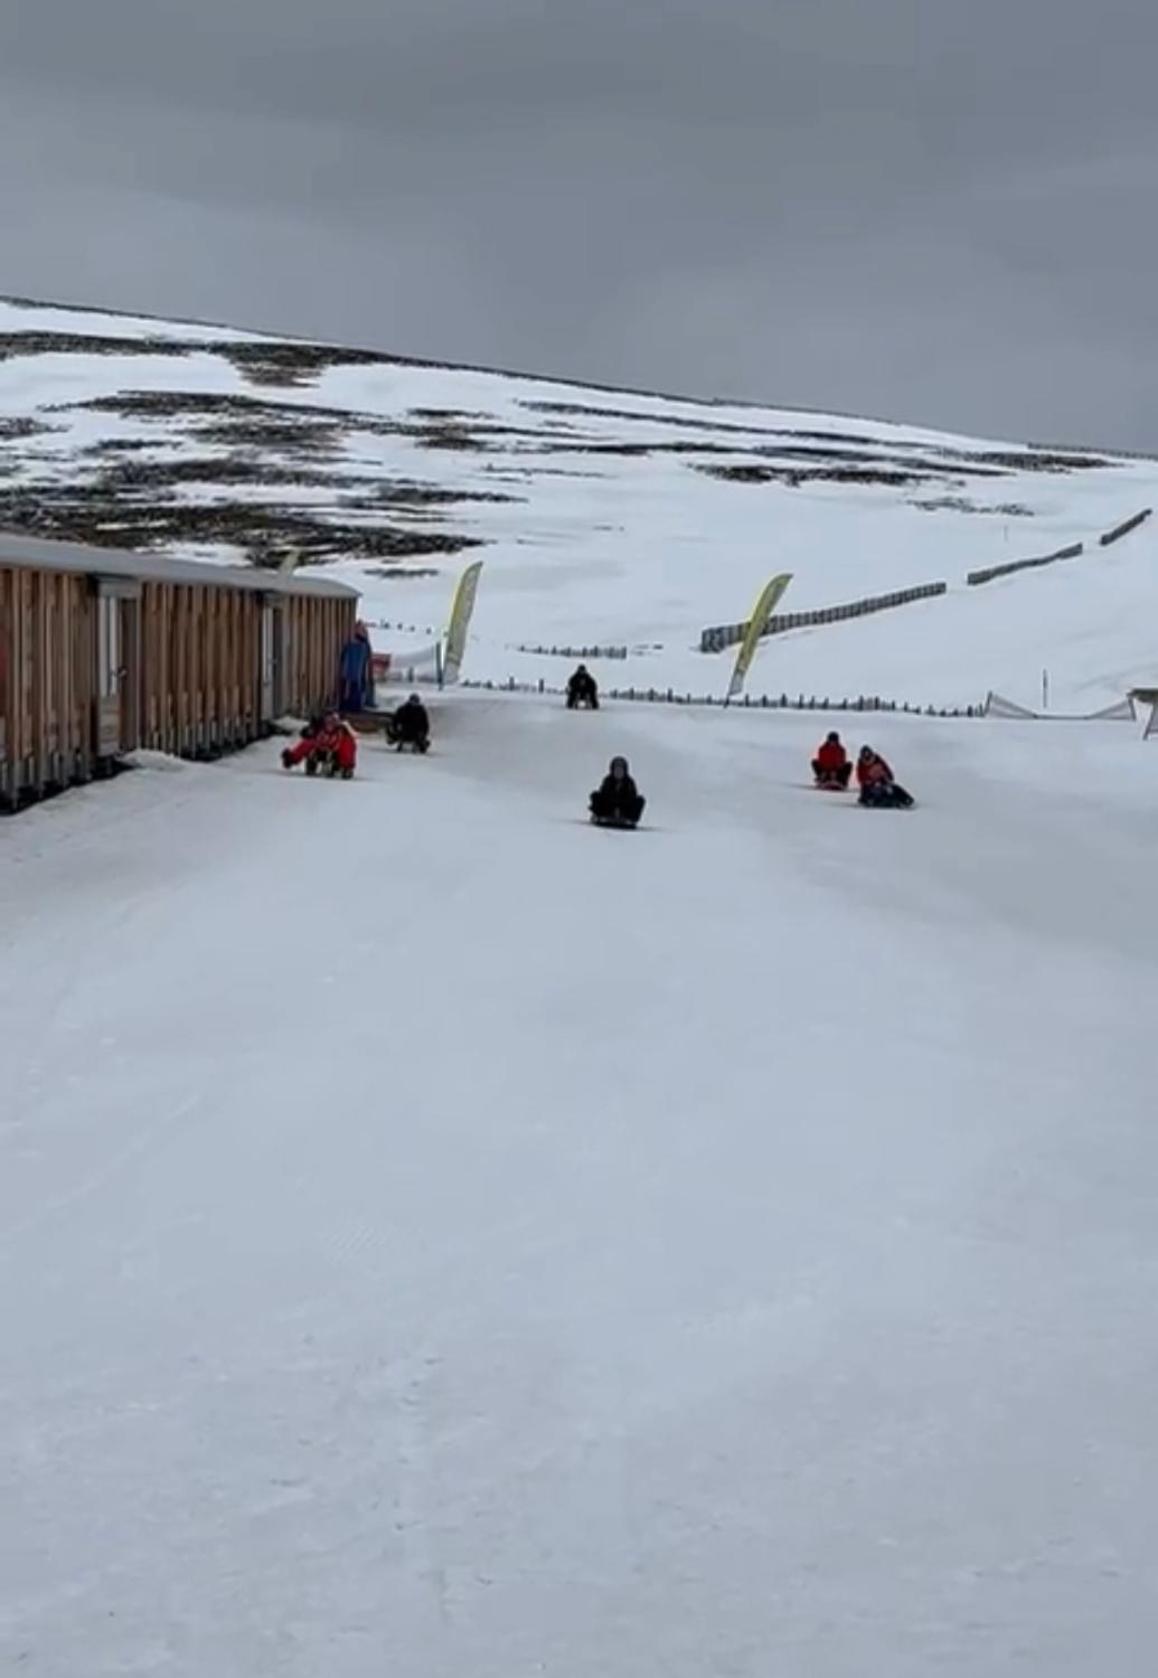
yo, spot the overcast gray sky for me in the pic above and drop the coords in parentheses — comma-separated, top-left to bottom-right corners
(2, 0, 1155, 448)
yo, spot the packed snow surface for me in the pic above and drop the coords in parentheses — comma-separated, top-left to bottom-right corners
(2, 693, 1156, 1675)
(2, 297, 1157, 709)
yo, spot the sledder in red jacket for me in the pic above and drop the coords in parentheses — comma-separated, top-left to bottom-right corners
(856, 746, 893, 788)
(282, 711, 357, 778)
(812, 731, 852, 788)
(856, 744, 915, 808)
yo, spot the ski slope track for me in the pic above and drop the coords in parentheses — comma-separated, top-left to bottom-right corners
(1, 296, 1157, 709)
(2, 692, 1158, 1676)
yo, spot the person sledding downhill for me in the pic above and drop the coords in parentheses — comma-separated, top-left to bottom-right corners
(855, 745, 914, 809)
(390, 693, 431, 753)
(812, 731, 851, 789)
(282, 711, 358, 779)
(590, 756, 646, 828)
(566, 665, 599, 710)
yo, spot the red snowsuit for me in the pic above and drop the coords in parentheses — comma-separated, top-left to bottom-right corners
(283, 721, 357, 774)
(815, 738, 848, 774)
(856, 752, 893, 788)
(325, 722, 357, 773)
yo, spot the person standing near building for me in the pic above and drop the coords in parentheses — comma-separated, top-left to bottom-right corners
(338, 621, 375, 712)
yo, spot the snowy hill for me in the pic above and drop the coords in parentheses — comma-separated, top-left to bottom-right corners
(2, 295, 1157, 708)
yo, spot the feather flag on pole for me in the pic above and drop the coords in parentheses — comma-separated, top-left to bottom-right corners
(441, 560, 484, 686)
(726, 572, 793, 702)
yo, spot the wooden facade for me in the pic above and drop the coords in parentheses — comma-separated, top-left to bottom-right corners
(0, 535, 358, 812)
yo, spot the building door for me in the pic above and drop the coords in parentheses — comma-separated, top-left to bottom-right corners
(96, 594, 122, 756)
(119, 596, 141, 750)
(95, 582, 142, 757)
(260, 598, 286, 723)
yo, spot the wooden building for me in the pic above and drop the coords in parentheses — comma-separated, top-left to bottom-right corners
(0, 534, 358, 812)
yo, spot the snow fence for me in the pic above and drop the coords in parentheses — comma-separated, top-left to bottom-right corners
(967, 508, 1151, 586)
(463, 678, 979, 718)
(699, 581, 947, 655)
(516, 643, 629, 660)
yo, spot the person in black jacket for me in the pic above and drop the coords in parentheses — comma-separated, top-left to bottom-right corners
(590, 756, 645, 827)
(566, 665, 599, 709)
(391, 693, 431, 753)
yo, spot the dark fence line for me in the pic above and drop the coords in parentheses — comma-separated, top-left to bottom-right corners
(968, 506, 1152, 585)
(1099, 508, 1152, 546)
(516, 642, 629, 660)
(967, 541, 1084, 586)
(461, 677, 979, 718)
(700, 581, 946, 654)
(373, 618, 437, 635)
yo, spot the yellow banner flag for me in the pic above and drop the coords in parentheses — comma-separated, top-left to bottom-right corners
(726, 572, 793, 700)
(442, 560, 485, 685)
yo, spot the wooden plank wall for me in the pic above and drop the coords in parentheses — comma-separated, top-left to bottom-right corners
(284, 594, 350, 717)
(0, 568, 94, 806)
(1, 565, 356, 813)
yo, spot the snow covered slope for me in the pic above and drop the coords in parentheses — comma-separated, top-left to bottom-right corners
(2, 695, 1157, 1676)
(2, 296, 1157, 709)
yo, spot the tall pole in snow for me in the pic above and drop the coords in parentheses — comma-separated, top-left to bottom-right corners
(1042, 668, 1049, 712)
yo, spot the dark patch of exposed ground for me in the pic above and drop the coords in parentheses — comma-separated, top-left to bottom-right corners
(0, 328, 388, 391)
(78, 454, 516, 506)
(363, 564, 441, 580)
(85, 437, 160, 454)
(0, 332, 195, 362)
(965, 448, 1109, 473)
(213, 341, 387, 388)
(3, 386, 519, 563)
(698, 462, 930, 489)
(58, 390, 548, 456)
(519, 399, 1116, 475)
(409, 407, 493, 421)
(0, 417, 57, 441)
(92, 454, 363, 494)
(0, 483, 483, 566)
(914, 496, 1034, 517)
